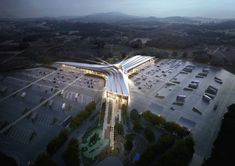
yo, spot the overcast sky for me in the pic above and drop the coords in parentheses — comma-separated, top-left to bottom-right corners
(1, 0, 235, 18)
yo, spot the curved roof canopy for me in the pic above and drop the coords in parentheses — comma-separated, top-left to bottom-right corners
(58, 55, 154, 97)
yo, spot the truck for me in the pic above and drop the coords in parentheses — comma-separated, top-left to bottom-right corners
(202, 94, 212, 103)
(60, 90, 64, 95)
(214, 77, 223, 84)
(74, 93, 79, 100)
(21, 92, 26, 98)
(206, 85, 218, 95)
(176, 95, 186, 102)
(62, 103, 66, 110)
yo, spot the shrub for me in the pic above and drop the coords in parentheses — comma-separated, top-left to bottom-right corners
(34, 153, 57, 166)
(130, 109, 139, 121)
(69, 101, 96, 129)
(157, 136, 194, 166)
(144, 127, 155, 142)
(47, 129, 68, 155)
(63, 138, 80, 166)
(124, 134, 134, 151)
(114, 122, 124, 136)
(0, 152, 17, 166)
(143, 111, 166, 126)
(137, 134, 176, 165)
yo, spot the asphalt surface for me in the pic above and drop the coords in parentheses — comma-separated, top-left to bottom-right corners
(129, 59, 235, 166)
(0, 67, 104, 165)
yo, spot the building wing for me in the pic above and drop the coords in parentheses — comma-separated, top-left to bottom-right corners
(57, 55, 154, 98)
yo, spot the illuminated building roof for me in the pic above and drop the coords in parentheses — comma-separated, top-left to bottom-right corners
(57, 55, 154, 97)
(120, 55, 154, 73)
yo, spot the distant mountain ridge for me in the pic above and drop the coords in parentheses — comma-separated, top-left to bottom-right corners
(73, 12, 233, 25)
(75, 12, 140, 23)
(1, 12, 234, 25)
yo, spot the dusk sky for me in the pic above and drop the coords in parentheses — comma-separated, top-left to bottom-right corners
(1, 0, 235, 18)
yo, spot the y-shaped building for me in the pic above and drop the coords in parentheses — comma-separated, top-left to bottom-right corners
(58, 55, 155, 103)
(58, 55, 155, 150)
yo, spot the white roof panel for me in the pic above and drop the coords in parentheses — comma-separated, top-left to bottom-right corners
(58, 55, 154, 97)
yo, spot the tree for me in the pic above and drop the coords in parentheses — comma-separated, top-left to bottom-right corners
(89, 133, 99, 146)
(63, 138, 80, 166)
(193, 51, 210, 63)
(143, 111, 166, 126)
(130, 109, 142, 132)
(0, 152, 17, 166)
(18, 42, 29, 50)
(210, 55, 224, 66)
(124, 134, 134, 151)
(133, 120, 142, 132)
(121, 52, 127, 59)
(47, 129, 68, 155)
(130, 109, 139, 121)
(182, 52, 188, 58)
(164, 122, 189, 137)
(171, 51, 178, 57)
(144, 127, 155, 142)
(157, 136, 194, 166)
(114, 122, 124, 136)
(136, 134, 176, 166)
(34, 153, 57, 166)
(142, 111, 189, 137)
(99, 101, 106, 126)
(69, 101, 96, 129)
(121, 104, 128, 125)
(94, 40, 105, 49)
(130, 40, 143, 49)
(203, 104, 235, 166)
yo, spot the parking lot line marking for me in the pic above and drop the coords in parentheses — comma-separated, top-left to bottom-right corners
(0, 71, 57, 103)
(0, 75, 83, 134)
(81, 95, 84, 103)
(69, 92, 73, 100)
(67, 92, 71, 99)
(5, 76, 60, 91)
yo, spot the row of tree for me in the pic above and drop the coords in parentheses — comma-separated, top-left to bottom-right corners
(136, 135, 194, 166)
(0, 152, 17, 166)
(130, 109, 142, 132)
(34, 129, 69, 166)
(203, 104, 235, 166)
(124, 134, 134, 152)
(34, 153, 57, 166)
(69, 101, 96, 129)
(34, 101, 96, 165)
(143, 111, 189, 137)
(46, 129, 68, 155)
(63, 138, 80, 166)
(157, 136, 194, 166)
(114, 122, 124, 136)
(136, 134, 176, 165)
(34, 102, 97, 165)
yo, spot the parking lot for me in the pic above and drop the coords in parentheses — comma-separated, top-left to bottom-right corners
(129, 59, 235, 165)
(1, 60, 235, 165)
(0, 67, 104, 164)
